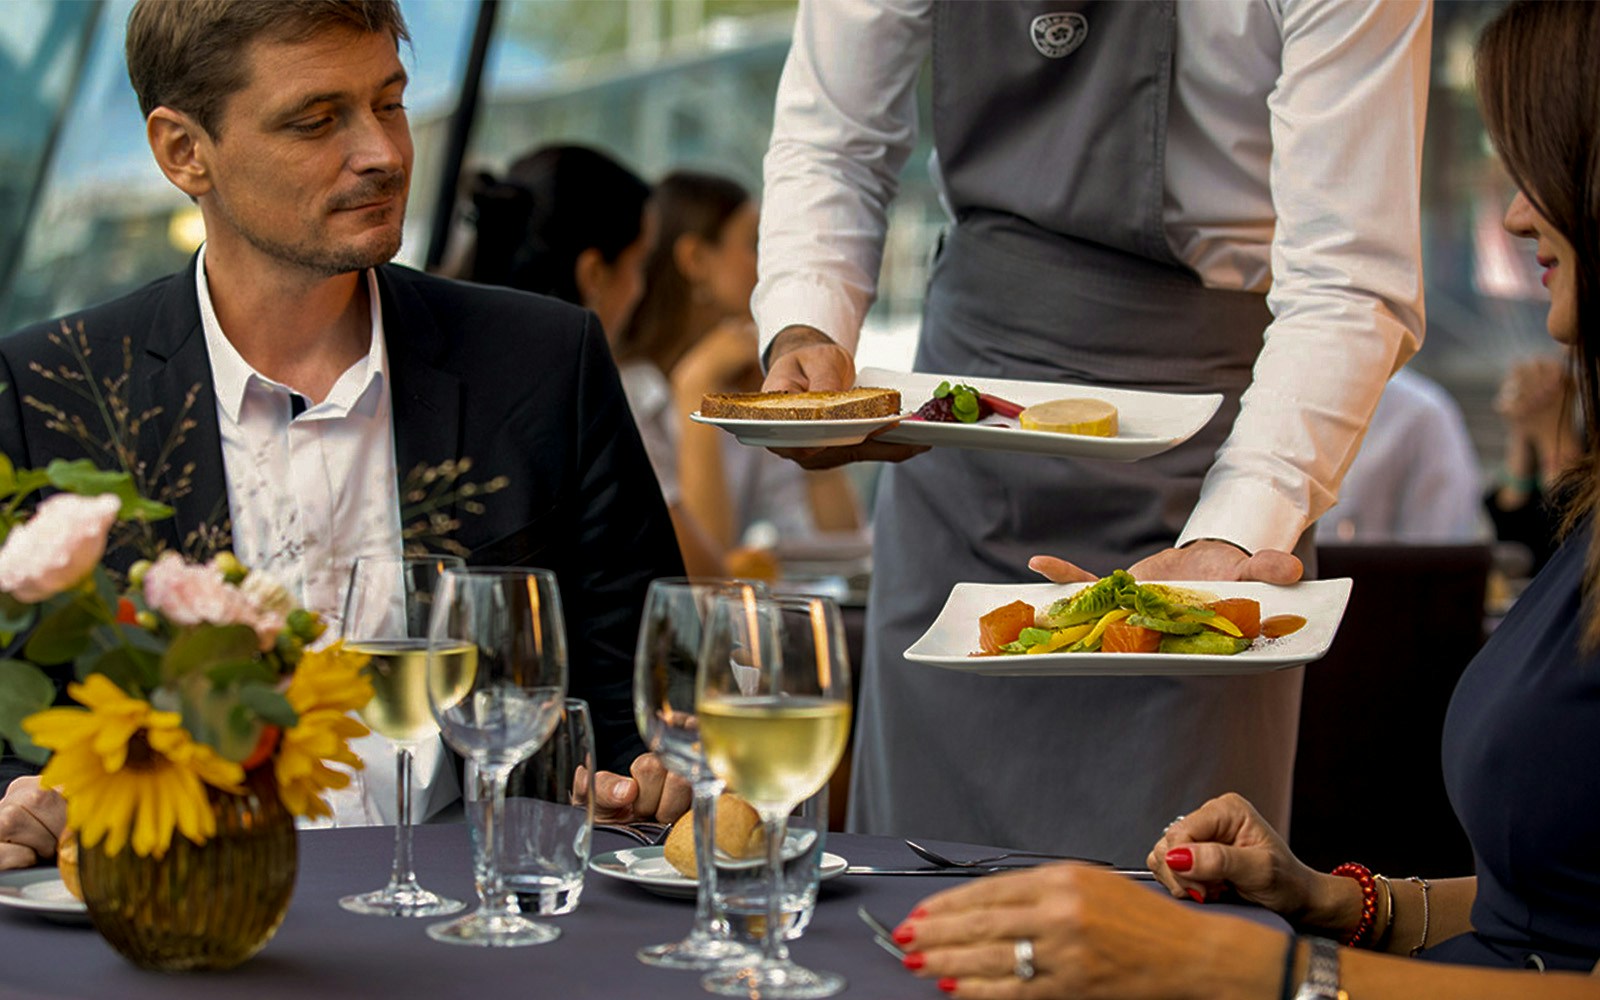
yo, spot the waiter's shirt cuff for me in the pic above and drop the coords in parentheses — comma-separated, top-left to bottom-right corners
(1178, 476, 1309, 556)
(754, 276, 864, 360)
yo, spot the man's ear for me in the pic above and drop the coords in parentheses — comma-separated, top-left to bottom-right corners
(146, 107, 214, 199)
(573, 246, 605, 308)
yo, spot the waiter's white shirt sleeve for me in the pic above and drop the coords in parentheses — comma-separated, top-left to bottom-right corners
(755, 0, 1430, 557)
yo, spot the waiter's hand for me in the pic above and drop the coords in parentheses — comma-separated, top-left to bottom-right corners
(579, 753, 692, 824)
(0, 776, 67, 870)
(1028, 540, 1302, 584)
(762, 325, 928, 469)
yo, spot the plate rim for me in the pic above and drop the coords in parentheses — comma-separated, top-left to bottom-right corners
(589, 845, 849, 891)
(0, 868, 88, 916)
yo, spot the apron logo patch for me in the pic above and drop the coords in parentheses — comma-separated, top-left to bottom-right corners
(1030, 12, 1088, 59)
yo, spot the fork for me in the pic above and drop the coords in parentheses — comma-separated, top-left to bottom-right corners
(596, 821, 674, 846)
(904, 838, 1114, 869)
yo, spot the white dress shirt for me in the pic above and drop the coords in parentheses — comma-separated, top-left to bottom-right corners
(1316, 367, 1487, 544)
(754, 0, 1430, 555)
(196, 246, 455, 826)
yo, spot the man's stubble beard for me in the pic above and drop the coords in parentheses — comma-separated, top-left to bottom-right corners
(212, 176, 409, 278)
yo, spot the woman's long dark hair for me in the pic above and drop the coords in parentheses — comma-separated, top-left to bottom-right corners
(616, 171, 750, 370)
(1478, 0, 1600, 647)
(467, 145, 651, 306)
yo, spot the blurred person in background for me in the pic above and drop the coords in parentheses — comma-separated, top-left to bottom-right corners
(465, 144, 654, 342)
(1487, 352, 1581, 575)
(620, 170, 862, 579)
(1316, 366, 1487, 544)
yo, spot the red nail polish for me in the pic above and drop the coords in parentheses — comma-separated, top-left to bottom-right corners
(938, 978, 958, 994)
(1187, 888, 1205, 904)
(892, 926, 916, 945)
(1166, 847, 1193, 872)
(908, 905, 928, 919)
(903, 952, 925, 971)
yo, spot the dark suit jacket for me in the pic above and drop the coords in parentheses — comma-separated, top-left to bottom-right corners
(0, 258, 684, 783)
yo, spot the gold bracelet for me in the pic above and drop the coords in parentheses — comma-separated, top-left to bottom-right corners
(1406, 876, 1432, 956)
(1372, 873, 1396, 948)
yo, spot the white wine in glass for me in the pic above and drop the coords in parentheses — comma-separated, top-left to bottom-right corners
(426, 566, 568, 948)
(697, 593, 852, 999)
(339, 554, 468, 918)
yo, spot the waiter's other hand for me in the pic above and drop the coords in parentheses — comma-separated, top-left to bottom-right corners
(762, 324, 927, 469)
(0, 776, 68, 870)
(580, 753, 692, 825)
(1028, 540, 1302, 584)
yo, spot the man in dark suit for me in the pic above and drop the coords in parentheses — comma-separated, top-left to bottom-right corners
(0, 0, 686, 868)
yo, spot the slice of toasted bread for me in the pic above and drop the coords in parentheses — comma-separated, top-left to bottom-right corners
(700, 387, 901, 421)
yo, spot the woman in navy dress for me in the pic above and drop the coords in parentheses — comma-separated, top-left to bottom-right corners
(889, 3, 1600, 997)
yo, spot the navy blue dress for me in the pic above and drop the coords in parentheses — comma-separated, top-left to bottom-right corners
(1427, 528, 1600, 971)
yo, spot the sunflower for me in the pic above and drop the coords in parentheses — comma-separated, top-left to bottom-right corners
(24, 675, 245, 858)
(275, 642, 374, 818)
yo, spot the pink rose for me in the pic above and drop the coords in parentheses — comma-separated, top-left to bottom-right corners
(0, 493, 122, 603)
(142, 553, 288, 651)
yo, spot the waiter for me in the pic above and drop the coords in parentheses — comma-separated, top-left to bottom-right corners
(756, 0, 1430, 863)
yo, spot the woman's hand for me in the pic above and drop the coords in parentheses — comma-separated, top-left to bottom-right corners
(0, 777, 68, 870)
(1149, 793, 1359, 935)
(896, 862, 1284, 999)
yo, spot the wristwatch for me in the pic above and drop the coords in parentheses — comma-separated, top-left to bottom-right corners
(1293, 936, 1347, 1000)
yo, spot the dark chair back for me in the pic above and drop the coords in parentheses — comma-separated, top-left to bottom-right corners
(1290, 543, 1491, 877)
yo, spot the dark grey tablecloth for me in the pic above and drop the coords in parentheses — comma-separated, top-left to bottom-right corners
(0, 825, 1287, 998)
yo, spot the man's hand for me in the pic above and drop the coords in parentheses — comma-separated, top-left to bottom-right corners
(0, 777, 67, 870)
(763, 325, 928, 469)
(580, 753, 692, 824)
(1028, 540, 1303, 584)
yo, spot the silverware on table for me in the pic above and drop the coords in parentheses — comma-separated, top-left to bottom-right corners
(595, 822, 673, 846)
(904, 838, 1113, 869)
(846, 865, 1159, 880)
(857, 907, 906, 960)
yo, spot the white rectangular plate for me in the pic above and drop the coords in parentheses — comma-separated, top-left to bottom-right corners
(904, 579, 1352, 677)
(689, 368, 1221, 462)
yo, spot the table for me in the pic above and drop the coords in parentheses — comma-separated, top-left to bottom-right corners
(0, 825, 1286, 998)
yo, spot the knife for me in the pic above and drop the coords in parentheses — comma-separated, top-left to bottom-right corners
(846, 865, 1158, 880)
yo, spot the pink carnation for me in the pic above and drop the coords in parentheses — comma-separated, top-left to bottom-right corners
(0, 492, 122, 603)
(141, 552, 288, 651)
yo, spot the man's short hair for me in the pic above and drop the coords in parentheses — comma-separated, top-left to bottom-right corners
(125, 0, 410, 138)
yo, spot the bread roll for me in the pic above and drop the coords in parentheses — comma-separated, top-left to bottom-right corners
(56, 828, 81, 901)
(663, 793, 763, 878)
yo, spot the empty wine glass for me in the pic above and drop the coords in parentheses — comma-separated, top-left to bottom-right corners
(339, 553, 467, 917)
(425, 567, 568, 947)
(696, 593, 852, 998)
(633, 578, 764, 969)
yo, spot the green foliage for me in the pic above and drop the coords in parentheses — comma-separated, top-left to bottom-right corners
(24, 594, 101, 665)
(0, 660, 56, 765)
(161, 625, 262, 684)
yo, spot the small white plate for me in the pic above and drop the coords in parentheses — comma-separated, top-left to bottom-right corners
(0, 869, 89, 923)
(589, 846, 849, 900)
(905, 579, 1352, 677)
(687, 412, 900, 448)
(690, 368, 1221, 461)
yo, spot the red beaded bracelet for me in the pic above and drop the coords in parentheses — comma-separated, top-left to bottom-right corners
(1331, 862, 1377, 947)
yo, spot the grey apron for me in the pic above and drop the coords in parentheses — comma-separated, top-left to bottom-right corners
(849, 0, 1304, 864)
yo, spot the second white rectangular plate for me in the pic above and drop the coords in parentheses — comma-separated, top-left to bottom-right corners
(904, 579, 1352, 677)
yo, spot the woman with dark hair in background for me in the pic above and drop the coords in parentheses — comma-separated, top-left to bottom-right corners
(466, 144, 654, 339)
(618, 171, 861, 577)
(888, 3, 1600, 997)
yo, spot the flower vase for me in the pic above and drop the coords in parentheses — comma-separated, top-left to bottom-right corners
(79, 765, 297, 971)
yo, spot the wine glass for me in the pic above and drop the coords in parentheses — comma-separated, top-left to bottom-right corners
(696, 593, 852, 998)
(633, 578, 764, 968)
(425, 567, 569, 947)
(338, 553, 468, 917)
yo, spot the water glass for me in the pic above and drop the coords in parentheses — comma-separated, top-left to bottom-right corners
(478, 698, 596, 916)
(714, 785, 828, 944)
